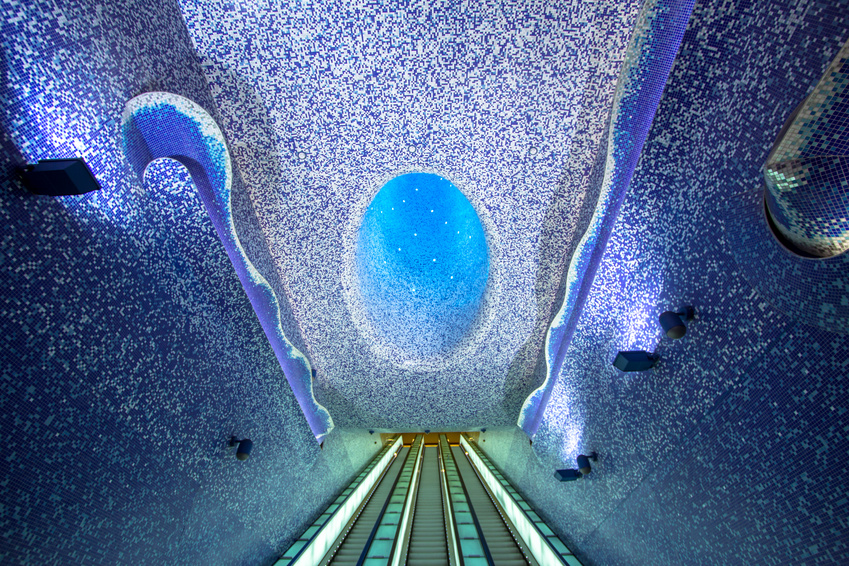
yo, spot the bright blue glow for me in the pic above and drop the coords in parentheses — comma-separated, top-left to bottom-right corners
(356, 173, 489, 356)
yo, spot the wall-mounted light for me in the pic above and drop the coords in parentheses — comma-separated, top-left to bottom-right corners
(613, 350, 659, 372)
(576, 452, 598, 475)
(555, 452, 598, 481)
(659, 306, 695, 339)
(554, 469, 582, 482)
(229, 436, 253, 461)
(20, 158, 101, 196)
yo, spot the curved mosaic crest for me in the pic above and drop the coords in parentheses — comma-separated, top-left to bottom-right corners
(518, 0, 695, 437)
(764, 40, 849, 259)
(122, 92, 333, 442)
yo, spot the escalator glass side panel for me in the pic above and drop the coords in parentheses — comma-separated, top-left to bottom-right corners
(331, 445, 411, 565)
(277, 438, 402, 566)
(361, 435, 423, 566)
(440, 435, 492, 565)
(460, 435, 582, 566)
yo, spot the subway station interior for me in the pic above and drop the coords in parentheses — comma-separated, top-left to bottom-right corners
(2, 0, 849, 564)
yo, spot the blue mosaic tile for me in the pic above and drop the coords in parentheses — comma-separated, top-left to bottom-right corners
(481, 1, 849, 565)
(764, 41, 849, 258)
(0, 0, 378, 563)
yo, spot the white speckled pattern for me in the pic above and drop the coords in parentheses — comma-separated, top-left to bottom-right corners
(177, 0, 644, 428)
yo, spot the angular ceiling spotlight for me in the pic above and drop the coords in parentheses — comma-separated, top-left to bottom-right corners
(20, 158, 101, 196)
(229, 436, 253, 461)
(659, 306, 696, 339)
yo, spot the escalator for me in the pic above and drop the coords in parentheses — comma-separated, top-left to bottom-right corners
(406, 446, 449, 566)
(450, 446, 528, 566)
(281, 434, 574, 566)
(328, 446, 412, 565)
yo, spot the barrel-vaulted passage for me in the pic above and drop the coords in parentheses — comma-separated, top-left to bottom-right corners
(355, 173, 489, 358)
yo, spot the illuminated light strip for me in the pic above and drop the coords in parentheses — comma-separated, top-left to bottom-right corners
(391, 436, 424, 566)
(460, 436, 583, 566)
(275, 436, 403, 566)
(439, 440, 461, 566)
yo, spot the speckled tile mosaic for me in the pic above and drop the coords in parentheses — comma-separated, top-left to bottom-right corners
(478, 1, 849, 565)
(764, 40, 849, 259)
(2, 0, 849, 564)
(176, 0, 645, 429)
(0, 0, 378, 563)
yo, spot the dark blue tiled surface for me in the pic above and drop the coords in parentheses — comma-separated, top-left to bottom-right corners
(0, 0, 377, 563)
(2, 0, 848, 564)
(482, 1, 849, 565)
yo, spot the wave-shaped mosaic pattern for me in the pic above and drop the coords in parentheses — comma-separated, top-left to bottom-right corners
(764, 40, 849, 258)
(518, 0, 696, 437)
(122, 92, 333, 441)
(177, 0, 647, 427)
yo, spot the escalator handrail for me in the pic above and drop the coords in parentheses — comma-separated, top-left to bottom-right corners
(438, 439, 462, 566)
(278, 438, 401, 566)
(441, 436, 494, 566)
(456, 442, 536, 566)
(355, 440, 418, 566)
(388, 436, 423, 565)
(461, 435, 576, 566)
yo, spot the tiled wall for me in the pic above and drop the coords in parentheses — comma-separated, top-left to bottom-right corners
(0, 0, 377, 563)
(482, 1, 849, 565)
(764, 41, 849, 259)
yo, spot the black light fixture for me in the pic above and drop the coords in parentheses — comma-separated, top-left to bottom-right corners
(20, 158, 101, 196)
(613, 350, 659, 372)
(229, 436, 253, 461)
(659, 306, 695, 339)
(576, 452, 598, 475)
(555, 452, 599, 481)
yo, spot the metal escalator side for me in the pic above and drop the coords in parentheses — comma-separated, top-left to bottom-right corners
(406, 446, 450, 566)
(439, 435, 490, 566)
(450, 446, 530, 566)
(360, 435, 423, 566)
(326, 445, 413, 565)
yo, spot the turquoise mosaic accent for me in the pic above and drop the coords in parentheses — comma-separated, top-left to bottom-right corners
(764, 40, 849, 258)
(355, 172, 489, 359)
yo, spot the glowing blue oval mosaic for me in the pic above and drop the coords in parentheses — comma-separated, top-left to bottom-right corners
(355, 173, 489, 357)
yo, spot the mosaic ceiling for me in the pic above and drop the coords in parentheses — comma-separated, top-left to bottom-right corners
(176, 0, 645, 429)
